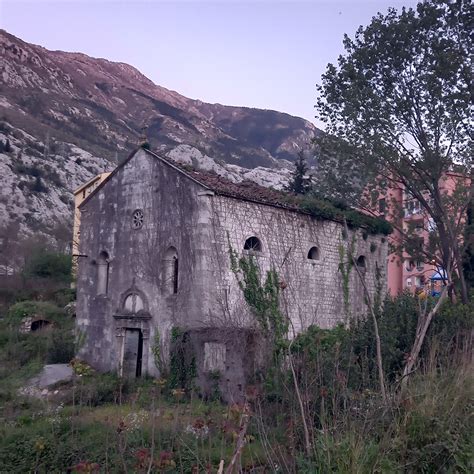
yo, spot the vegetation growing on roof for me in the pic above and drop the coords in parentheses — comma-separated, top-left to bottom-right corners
(295, 194, 392, 235)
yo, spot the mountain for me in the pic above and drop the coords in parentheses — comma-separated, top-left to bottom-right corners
(0, 30, 318, 238)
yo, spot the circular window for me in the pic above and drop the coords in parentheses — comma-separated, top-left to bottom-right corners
(132, 209, 144, 229)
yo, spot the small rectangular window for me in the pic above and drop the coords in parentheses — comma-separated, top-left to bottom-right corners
(378, 198, 386, 215)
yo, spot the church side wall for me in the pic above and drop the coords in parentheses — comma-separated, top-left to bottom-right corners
(206, 195, 388, 334)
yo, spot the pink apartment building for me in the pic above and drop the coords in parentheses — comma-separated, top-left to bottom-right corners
(380, 172, 468, 297)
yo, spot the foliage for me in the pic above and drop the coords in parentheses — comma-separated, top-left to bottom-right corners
(229, 243, 288, 357)
(315, 0, 472, 302)
(168, 327, 196, 391)
(338, 238, 355, 313)
(298, 193, 392, 235)
(462, 195, 474, 290)
(151, 330, 161, 372)
(1, 300, 74, 375)
(30, 176, 48, 193)
(0, 290, 472, 472)
(23, 251, 72, 283)
(6, 300, 65, 324)
(285, 150, 312, 195)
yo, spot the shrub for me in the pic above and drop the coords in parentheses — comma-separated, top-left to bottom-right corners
(6, 300, 65, 325)
(46, 329, 75, 363)
(298, 194, 392, 235)
(30, 176, 48, 193)
(23, 252, 72, 283)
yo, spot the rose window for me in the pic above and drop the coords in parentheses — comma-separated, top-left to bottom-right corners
(132, 209, 144, 229)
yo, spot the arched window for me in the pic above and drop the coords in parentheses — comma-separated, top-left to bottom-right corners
(97, 251, 110, 295)
(307, 246, 320, 260)
(31, 320, 51, 331)
(356, 255, 366, 273)
(164, 246, 179, 294)
(123, 292, 145, 313)
(244, 236, 262, 252)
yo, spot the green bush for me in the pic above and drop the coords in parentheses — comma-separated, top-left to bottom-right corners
(23, 252, 72, 283)
(6, 300, 66, 325)
(298, 194, 393, 235)
(46, 329, 75, 364)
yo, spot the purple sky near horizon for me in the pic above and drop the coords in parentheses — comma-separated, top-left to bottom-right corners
(1, 0, 418, 126)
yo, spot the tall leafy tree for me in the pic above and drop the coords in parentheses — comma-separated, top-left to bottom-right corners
(315, 0, 472, 303)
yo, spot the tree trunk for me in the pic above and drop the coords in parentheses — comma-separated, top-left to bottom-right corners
(401, 284, 449, 389)
(288, 341, 312, 456)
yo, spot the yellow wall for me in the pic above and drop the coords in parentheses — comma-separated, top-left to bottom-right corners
(72, 173, 110, 280)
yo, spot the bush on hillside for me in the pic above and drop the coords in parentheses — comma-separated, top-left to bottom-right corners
(23, 252, 72, 283)
(6, 300, 66, 325)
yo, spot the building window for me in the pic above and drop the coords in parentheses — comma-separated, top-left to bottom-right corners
(97, 251, 110, 295)
(416, 260, 424, 271)
(378, 198, 386, 215)
(356, 255, 367, 275)
(405, 199, 422, 216)
(164, 246, 179, 294)
(123, 292, 145, 313)
(406, 277, 412, 287)
(244, 236, 262, 252)
(415, 275, 426, 288)
(132, 209, 144, 230)
(307, 246, 320, 260)
(406, 260, 415, 272)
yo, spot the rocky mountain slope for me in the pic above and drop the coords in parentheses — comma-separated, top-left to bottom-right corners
(0, 29, 318, 237)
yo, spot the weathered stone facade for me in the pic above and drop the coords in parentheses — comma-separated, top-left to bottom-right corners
(76, 148, 387, 401)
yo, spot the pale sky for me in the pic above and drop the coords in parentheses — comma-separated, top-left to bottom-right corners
(0, 0, 419, 125)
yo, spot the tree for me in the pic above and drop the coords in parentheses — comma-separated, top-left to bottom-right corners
(0, 220, 21, 275)
(31, 176, 47, 193)
(315, 0, 472, 304)
(462, 195, 474, 290)
(285, 151, 312, 195)
(23, 251, 72, 283)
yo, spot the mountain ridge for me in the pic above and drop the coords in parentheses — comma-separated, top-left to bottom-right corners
(0, 29, 317, 238)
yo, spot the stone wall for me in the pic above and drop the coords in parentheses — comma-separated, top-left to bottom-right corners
(205, 195, 387, 334)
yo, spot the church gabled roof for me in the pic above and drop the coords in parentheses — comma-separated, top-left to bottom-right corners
(79, 146, 297, 212)
(78, 147, 391, 235)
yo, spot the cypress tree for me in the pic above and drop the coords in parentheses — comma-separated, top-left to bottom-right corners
(285, 151, 312, 195)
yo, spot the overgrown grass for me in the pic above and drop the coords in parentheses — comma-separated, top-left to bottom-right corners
(0, 293, 472, 472)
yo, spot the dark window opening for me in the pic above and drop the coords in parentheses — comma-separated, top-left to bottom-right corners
(164, 247, 179, 294)
(378, 198, 386, 215)
(307, 246, 320, 260)
(173, 256, 179, 294)
(31, 320, 51, 331)
(244, 236, 262, 252)
(356, 255, 366, 269)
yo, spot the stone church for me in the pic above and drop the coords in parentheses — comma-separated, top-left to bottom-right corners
(76, 147, 387, 401)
